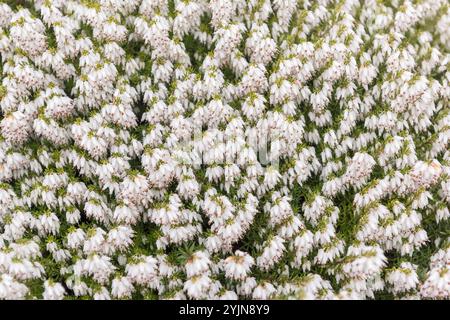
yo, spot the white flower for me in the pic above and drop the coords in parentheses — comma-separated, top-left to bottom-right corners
(0, 0, 447, 301)
(223, 250, 254, 281)
(252, 282, 276, 300)
(111, 276, 134, 299)
(185, 251, 211, 278)
(256, 236, 285, 271)
(386, 262, 419, 294)
(43, 280, 65, 300)
(125, 255, 159, 286)
(420, 266, 450, 299)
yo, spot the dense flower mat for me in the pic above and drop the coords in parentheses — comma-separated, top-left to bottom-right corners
(0, 0, 449, 300)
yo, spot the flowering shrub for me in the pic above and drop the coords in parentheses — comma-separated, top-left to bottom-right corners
(0, 0, 449, 300)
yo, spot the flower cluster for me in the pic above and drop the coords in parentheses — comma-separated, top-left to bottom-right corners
(0, 0, 449, 300)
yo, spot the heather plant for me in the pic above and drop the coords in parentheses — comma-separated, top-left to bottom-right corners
(0, 0, 449, 300)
